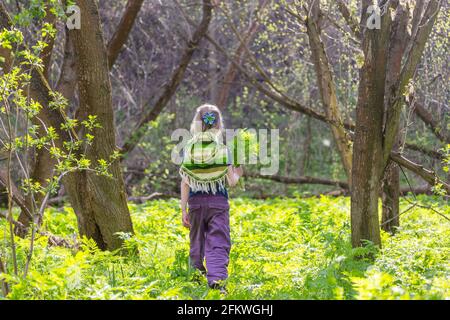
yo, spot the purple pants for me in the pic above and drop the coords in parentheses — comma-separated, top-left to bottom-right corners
(188, 195, 231, 286)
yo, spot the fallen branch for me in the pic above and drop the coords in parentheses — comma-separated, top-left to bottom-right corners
(246, 172, 349, 189)
(127, 192, 169, 203)
(247, 171, 433, 196)
(400, 185, 432, 195)
(0, 212, 77, 249)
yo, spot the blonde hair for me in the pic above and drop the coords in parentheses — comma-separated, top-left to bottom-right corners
(190, 104, 224, 136)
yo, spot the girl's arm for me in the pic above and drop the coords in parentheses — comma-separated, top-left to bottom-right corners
(180, 179, 191, 228)
(226, 166, 244, 187)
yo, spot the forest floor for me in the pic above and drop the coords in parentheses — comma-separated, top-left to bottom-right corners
(1, 195, 449, 300)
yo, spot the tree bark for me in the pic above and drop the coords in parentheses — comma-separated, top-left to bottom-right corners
(40, 5, 56, 81)
(57, 0, 145, 103)
(381, 161, 400, 233)
(107, 0, 145, 68)
(15, 0, 144, 234)
(381, 4, 408, 234)
(306, 1, 353, 184)
(55, 31, 77, 99)
(380, 0, 442, 234)
(351, 0, 441, 248)
(382, 0, 442, 164)
(299, 117, 312, 176)
(350, 0, 392, 248)
(63, 0, 134, 251)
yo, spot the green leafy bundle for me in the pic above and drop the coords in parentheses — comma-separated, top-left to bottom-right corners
(230, 129, 259, 167)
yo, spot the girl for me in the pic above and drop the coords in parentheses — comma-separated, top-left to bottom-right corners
(179, 104, 243, 291)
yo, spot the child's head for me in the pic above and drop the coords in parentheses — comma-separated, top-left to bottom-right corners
(190, 104, 224, 136)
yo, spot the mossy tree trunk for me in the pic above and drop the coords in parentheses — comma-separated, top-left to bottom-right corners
(61, 0, 134, 250)
(351, 0, 441, 247)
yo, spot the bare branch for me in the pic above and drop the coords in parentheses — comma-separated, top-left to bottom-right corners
(390, 152, 450, 194)
(181, 5, 356, 131)
(336, 0, 361, 39)
(305, 0, 353, 181)
(107, 0, 145, 68)
(56, 0, 144, 100)
(120, 0, 214, 156)
(404, 142, 444, 160)
(383, 0, 442, 163)
(215, 0, 269, 109)
(413, 101, 450, 144)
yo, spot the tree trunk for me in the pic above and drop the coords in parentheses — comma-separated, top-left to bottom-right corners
(350, 1, 392, 248)
(351, 108, 384, 248)
(63, 0, 134, 251)
(299, 117, 312, 176)
(306, 2, 353, 184)
(380, 4, 408, 235)
(0, 0, 131, 250)
(381, 160, 400, 233)
(107, 0, 145, 68)
(351, 0, 441, 248)
(15, 0, 146, 233)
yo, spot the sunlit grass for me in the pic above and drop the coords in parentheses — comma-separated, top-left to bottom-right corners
(1, 195, 449, 300)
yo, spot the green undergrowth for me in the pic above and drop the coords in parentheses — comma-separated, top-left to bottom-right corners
(0, 195, 449, 300)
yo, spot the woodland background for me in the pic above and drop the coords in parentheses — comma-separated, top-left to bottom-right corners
(0, 0, 448, 299)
